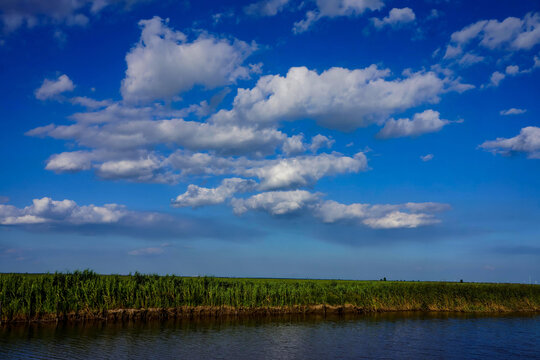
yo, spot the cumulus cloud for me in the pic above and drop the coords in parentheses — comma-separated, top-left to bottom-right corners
(0, 197, 126, 225)
(95, 155, 178, 183)
(293, 0, 384, 33)
(170, 178, 450, 230)
(245, 152, 367, 190)
(168, 151, 368, 190)
(377, 110, 452, 138)
(212, 65, 461, 131)
(309, 134, 334, 153)
(231, 190, 320, 215)
(29, 116, 290, 155)
(489, 71, 506, 87)
(35, 74, 74, 100)
(244, 0, 290, 16)
(0, 196, 260, 240)
(362, 211, 437, 229)
(282, 134, 306, 155)
(314, 200, 449, 227)
(443, 12, 540, 66)
(480, 126, 540, 159)
(121, 16, 257, 103)
(43, 149, 178, 183)
(229, 191, 449, 229)
(172, 178, 257, 208)
(371, 7, 415, 29)
(500, 108, 527, 116)
(45, 150, 95, 172)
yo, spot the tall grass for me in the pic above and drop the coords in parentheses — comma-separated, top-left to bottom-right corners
(1, 271, 539, 321)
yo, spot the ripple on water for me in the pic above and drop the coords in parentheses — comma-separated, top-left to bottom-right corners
(0, 312, 539, 360)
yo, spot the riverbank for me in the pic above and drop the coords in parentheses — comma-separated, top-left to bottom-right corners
(1, 271, 539, 323)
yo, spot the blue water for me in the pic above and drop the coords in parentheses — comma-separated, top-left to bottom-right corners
(1, 313, 538, 359)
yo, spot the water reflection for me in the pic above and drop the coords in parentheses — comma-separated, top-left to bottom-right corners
(1, 312, 538, 359)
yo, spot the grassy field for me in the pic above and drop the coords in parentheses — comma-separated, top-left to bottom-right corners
(1, 271, 539, 322)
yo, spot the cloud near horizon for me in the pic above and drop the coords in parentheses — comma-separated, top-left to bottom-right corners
(0, 197, 261, 241)
(172, 178, 450, 230)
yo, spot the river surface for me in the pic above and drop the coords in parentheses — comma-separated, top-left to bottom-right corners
(1, 312, 538, 359)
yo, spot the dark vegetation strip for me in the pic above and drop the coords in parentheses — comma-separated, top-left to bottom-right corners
(1, 271, 539, 323)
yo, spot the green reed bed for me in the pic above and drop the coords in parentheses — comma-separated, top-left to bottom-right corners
(1, 271, 539, 322)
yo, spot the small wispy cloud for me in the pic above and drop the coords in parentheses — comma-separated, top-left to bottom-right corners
(128, 243, 170, 256)
(420, 154, 434, 162)
(500, 108, 527, 116)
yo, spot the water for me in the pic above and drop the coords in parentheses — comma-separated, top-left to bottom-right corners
(1, 312, 538, 359)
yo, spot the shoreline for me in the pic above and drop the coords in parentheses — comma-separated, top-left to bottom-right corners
(2, 305, 540, 325)
(2, 272, 539, 325)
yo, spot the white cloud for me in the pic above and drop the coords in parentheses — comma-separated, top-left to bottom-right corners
(168, 151, 368, 191)
(95, 155, 177, 183)
(35, 74, 74, 100)
(444, 12, 540, 61)
(231, 190, 320, 215)
(0, 197, 255, 241)
(457, 52, 484, 67)
(443, 45, 462, 59)
(309, 134, 334, 153)
(212, 65, 457, 131)
(121, 16, 257, 103)
(172, 178, 256, 208)
(293, 0, 384, 33)
(490, 71, 505, 87)
(314, 200, 368, 223)
(70, 96, 112, 109)
(282, 134, 306, 155)
(480, 126, 540, 159)
(229, 192, 449, 229)
(314, 200, 449, 227)
(29, 116, 290, 155)
(420, 154, 434, 162)
(245, 152, 367, 190)
(362, 211, 438, 229)
(371, 7, 415, 29)
(505, 65, 520, 75)
(244, 0, 290, 16)
(0, 197, 126, 225)
(500, 108, 527, 116)
(45, 150, 95, 172)
(377, 110, 451, 138)
(166, 150, 248, 177)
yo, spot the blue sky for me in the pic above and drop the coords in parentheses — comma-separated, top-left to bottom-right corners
(0, 0, 539, 282)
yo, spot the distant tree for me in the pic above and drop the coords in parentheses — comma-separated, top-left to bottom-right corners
(460, 279, 463, 283)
